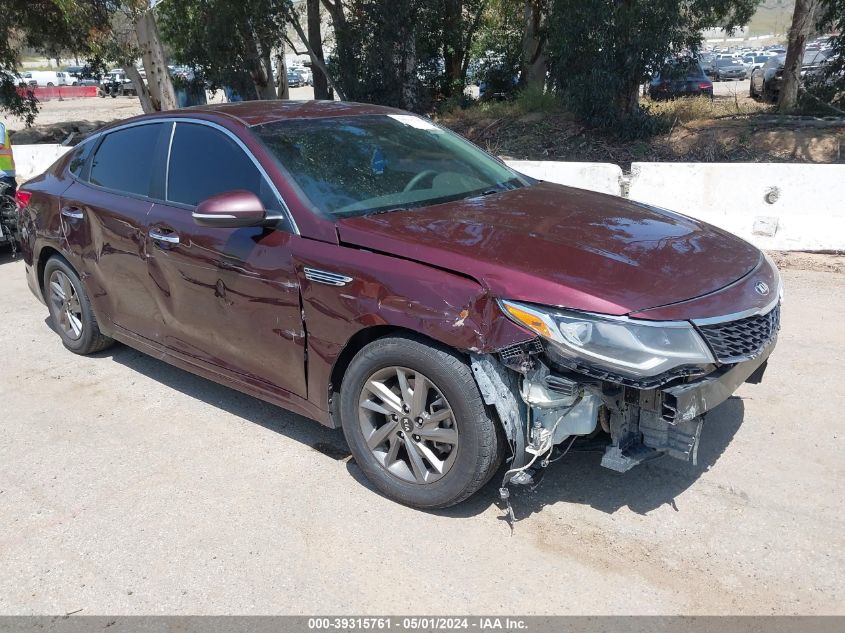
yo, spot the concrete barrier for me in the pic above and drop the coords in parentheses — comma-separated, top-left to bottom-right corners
(505, 160, 623, 196)
(17, 86, 99, 99)
(13, 144, 72, 181)
(10, 144, 842, 251)
(628, 162, 845, 251)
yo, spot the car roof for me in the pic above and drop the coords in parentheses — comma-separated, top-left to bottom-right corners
(91, 100, 409, 137)
(181, 100, 406, 127)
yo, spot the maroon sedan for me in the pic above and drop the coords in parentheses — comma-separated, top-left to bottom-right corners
(18, 101, 780, 508)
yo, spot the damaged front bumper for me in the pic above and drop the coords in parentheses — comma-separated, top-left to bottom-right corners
(471, 335, 776, 483)
(601, 340, 773, 472)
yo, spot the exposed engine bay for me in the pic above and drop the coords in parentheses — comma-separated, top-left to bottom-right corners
(470, 328, 775, 505)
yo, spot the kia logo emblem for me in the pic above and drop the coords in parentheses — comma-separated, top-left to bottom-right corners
(754, 281, 770, 296)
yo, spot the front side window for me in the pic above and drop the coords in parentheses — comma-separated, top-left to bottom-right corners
(167, 123, 280, 213)
(252, 114, 525, 218)
(89, 123, 164, 196)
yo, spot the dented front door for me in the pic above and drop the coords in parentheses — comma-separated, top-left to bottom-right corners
(144, 201, 307, 398)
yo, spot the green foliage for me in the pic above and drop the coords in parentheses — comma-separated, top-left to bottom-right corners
(157, 0, 288, 98)
(546, 0, 762, 126)
(804, 0, 845, 113)
(467, 0, 524, 90)
(329, 0, 487, 111)
(0, 0, 113, 124)
(514, 84, 560, 112)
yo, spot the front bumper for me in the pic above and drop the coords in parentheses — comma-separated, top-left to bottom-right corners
(662, 340, 773, 425)
(601, 340, 774, 472)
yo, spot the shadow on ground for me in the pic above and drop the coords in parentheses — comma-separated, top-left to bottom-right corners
(80, 335, 745, 523)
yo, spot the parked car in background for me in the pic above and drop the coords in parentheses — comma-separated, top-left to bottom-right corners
(648, 58, 713, 100)
(64, 65, 100, 86)
(99, 70, 137, 98)
(17, 101, 781, 509)
(2, 70, 35, 88)
(711, 58, 747, 81)
(698, 54, 717, 79)
(286, 69, 304, 88)
(749, 49, 833, 102)
(291, 66, 312, 86)
(742, 54, 771, 74)
(24, 71, 70, 87)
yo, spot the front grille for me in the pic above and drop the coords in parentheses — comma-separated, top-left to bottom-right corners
(697, 304, 780, 364)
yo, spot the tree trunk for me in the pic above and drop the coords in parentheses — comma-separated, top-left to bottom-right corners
(276, 49, 290, 100)
(321, 0, 356, 99)
(521, 0, 547, 89)
(779, 0, 823, 112)
(443, 0, 463, 97)
(400, 27, 418, 111)
(244, 26, 277, 100)
(307, 0, 332, 100)
(289, 12, 346, 100)
(617, 79, 640, 118)
(134, 10, 177, 111)
(123, 64, 155, 114)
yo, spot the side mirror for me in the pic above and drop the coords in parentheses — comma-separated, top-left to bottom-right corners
(192, 190, 266, 228)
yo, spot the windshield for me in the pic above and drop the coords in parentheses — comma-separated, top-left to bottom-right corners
(716, 59, 739, 67)
(252, 114, 525, 217)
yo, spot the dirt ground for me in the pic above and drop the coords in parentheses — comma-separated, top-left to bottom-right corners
(0, 249, 843, 615)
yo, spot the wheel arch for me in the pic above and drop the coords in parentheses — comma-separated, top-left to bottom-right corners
(37, 246, 69, 297)
(327, 325, 458, 426)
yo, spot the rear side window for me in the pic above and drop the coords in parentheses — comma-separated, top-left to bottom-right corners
(167, 123, 277, 210)
(89, 124, 164, 196)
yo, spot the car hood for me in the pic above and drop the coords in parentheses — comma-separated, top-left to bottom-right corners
(335, 182, 761, 316)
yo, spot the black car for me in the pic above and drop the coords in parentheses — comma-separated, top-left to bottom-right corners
(648, 59, 713, 101)
(286, 70, 303, 88)
(712, 58, 747, 81)
(749, 49, 833, 103)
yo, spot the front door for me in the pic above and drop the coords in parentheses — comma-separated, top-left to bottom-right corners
(144, 121, 307, 398)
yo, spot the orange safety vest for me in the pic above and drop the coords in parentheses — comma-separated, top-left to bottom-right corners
(0, 123, 15, 178)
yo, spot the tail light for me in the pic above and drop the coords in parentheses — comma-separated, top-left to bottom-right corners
(15, 190, 32, 210)
(699, 82, 713, 90)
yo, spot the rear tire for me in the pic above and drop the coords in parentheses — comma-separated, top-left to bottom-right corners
(339, 336, 502, 509)
(44, 256, 114, 355)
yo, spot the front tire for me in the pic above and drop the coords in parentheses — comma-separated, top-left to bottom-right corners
(339, 336, 502, 509)
(44, 256, 114, 355)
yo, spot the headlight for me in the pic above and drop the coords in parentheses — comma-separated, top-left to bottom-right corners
(500, 300, 715, 380)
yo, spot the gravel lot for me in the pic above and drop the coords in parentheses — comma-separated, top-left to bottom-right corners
(713, 78, 752, 98)
(0, 251, 843, 616)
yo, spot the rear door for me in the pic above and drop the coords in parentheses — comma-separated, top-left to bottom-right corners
(144, 121, 307, 397)
(59, 122, 169, 337)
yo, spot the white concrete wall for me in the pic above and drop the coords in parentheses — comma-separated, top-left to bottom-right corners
(13, 144, 72, 181)
(628, 162, 845, 252)
(11, 144, 843, 251)
(505, 160, 623, 196)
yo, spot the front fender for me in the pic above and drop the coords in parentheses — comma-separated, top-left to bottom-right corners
(291, 239, 533, 412)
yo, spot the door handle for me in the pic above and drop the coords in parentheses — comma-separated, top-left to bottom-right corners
(61, 206, 84, 220)
(149, 229, 180, 245)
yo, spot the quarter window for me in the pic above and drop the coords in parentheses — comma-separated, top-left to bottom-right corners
(167, 123, 279, 212)
(68, 141, 95, 178)
(89, 124, 165, 196)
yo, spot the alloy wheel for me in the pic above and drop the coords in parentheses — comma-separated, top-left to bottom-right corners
(358, 366, 459, 484)
(48, 270, 83, 340)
